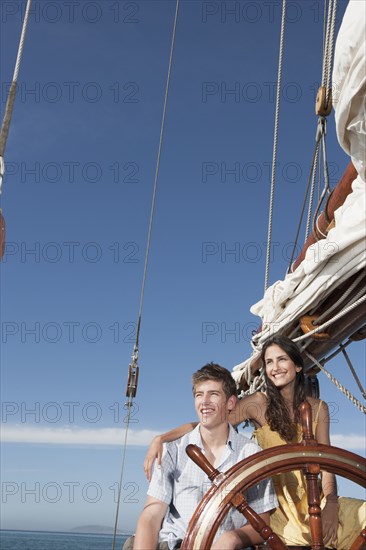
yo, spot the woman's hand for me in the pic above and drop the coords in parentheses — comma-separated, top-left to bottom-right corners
(143, 436, 163, 481)
(322, 499, 339, 548)
(143, 422, 197, 480)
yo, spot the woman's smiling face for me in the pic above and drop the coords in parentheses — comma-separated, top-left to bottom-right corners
(264, 344, 302, 390)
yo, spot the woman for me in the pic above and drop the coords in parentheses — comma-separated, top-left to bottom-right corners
(144, 336, 365, 548)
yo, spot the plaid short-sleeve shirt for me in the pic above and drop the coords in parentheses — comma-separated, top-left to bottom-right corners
(147, 424, 277, 549)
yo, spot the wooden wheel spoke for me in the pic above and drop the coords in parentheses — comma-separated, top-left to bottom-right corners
(303, 462, 324, 549)
(183, 444, 288, 550)
(300, 403, 326, 549)
(349, 527, 366, 550)
(229, 492, 287, 549)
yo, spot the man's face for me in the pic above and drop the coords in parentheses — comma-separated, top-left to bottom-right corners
(193, 379, 235, 428)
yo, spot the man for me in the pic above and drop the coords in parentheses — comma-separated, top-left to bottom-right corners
(125, 363, 277, 550)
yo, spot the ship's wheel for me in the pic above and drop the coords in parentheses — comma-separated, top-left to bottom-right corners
(181, 403, 366, 550)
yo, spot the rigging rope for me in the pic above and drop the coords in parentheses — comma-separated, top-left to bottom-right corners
(321, 0, 328, 67)
(293, 293, 366, 342)
(324, 0, 338, 106)
(251, 291, 365, 347)
(0, 0, 32, 193)
(264, 0, 286, 292)
(304, 144, 319, 242)
(340, 343, 366, 401)
(111, 2, 180, 548)
(288, 0, 338, 271)
(311, 272, 365, 322)
(305, 119, 332, 244)
(322, 0, 333, 91)
(321, 0, 338, 108)
(287, 130, 322, 272)
(305, 351, 366, 414)
(322, 336, 352, 364)
(311, 121, 332, 239)
(239, 362, 265, 397)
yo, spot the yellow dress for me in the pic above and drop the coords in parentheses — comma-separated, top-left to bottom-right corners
(253, 417, 366, 549)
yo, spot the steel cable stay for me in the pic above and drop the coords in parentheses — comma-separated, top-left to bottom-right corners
(0, 0, 33, 259)
(0, 0, 33, 177)
(111, 2, 180, 548)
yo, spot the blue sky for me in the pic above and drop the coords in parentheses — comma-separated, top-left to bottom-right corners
(1, 0, 365, 534)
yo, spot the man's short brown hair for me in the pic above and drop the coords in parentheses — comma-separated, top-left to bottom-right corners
(192, 362, 237, 400)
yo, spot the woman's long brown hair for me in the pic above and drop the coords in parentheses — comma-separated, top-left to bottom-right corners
(261, 336, 307, 442)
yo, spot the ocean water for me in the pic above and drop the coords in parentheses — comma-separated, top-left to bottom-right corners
(0, 530, 129, 549)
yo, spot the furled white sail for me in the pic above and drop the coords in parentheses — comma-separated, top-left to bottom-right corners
(333, 0, 366, 184)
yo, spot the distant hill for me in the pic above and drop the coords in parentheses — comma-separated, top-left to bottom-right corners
(70, 525, 130, 535)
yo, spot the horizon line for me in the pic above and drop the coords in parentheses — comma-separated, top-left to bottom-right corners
(1, 424, 365, 451)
